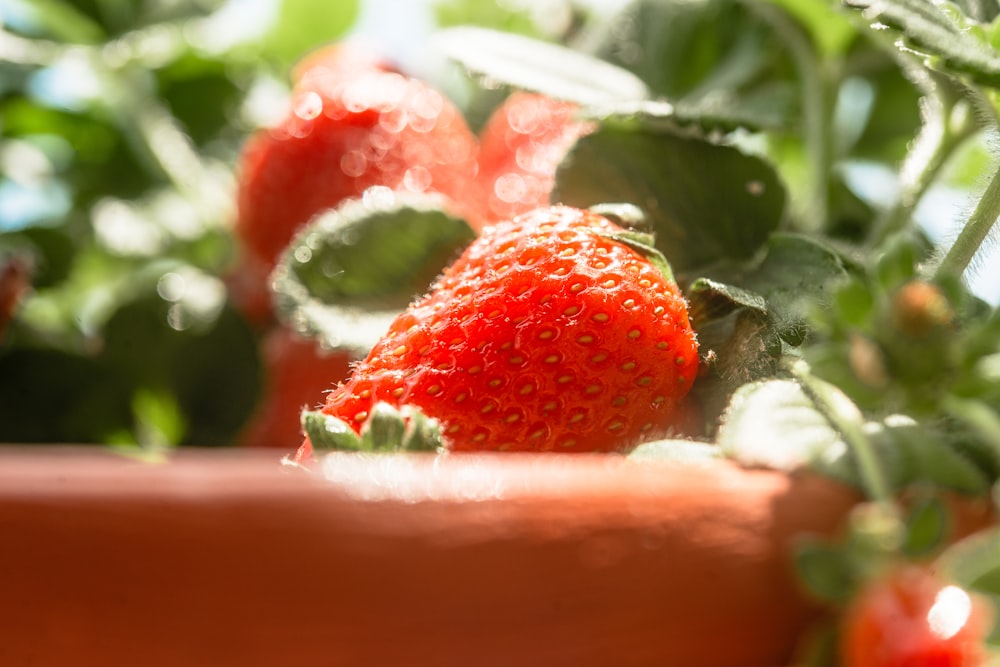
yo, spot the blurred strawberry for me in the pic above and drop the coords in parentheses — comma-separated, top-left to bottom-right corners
(476, 92, 592, 223)
(237, 326, 352, 448)
(840, 565, 990, 667)
(0, 255, 32, 343)
(234, 52, 482, 270)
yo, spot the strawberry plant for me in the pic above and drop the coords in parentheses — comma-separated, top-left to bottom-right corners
(4, 0, 1000, 663)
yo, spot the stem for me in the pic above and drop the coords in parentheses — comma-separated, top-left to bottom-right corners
(933, 158, 1000, 281)
(751, 3, 832, 232)
(788, 359, 892, 503)
(869, 97, 975, 246)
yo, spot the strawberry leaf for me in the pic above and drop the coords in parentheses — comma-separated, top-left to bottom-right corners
(593, 0, 799, 130)
(432, 26, 650, 105)
(739, 234, 849, 346)
(718, 378, 848, 471)
(718, 377, 991, 494)
(939, 526, 1000, 595)
(588, 203, 650, 233)
(845, 0, 1000, 89)
(901, 495, 949, 558)
(687, 278, 768, 326)
(627, 439, 722, 463)
(795, 539, 857, 604)
(685, 236, 847, 424)
(272, 192, 476, 355)
(553, 115, 785, 273)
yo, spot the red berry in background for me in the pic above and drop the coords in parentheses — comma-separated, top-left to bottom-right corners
(306, 205, 699, 454)
(476, 92, 592, 223)
(237, 327, 352, 449)
(234, 56, 482, 269)
(840, 565, 990, 667)
(0, 254, 31, 342)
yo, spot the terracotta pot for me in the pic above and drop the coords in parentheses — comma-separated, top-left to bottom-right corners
(0, 447, 992, 666)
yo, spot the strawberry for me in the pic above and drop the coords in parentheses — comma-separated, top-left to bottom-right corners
(0, 254, 31, 343)
(840, 565, 990, 667)
(234, 57, 482, 269)
(237, 327, 352, 448)
(303, 205, 699, 454)
(476, 92, 592, 223)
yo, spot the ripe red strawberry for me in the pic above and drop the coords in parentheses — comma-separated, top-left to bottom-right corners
(237, 327, 352, 448)
(234, 54, 482, 269)
(304, 205, 699, 454)
(477, 92, 592, 223)
(840, 565, 990, 667)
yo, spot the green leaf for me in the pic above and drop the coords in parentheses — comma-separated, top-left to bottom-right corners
(844, 0, 1000, 89)
(717, 378, 847, 470)
(260, 0, 359, 71)
(875, 235, 920, 290)
(939, 526, 1000, 594)
(592, 0, 803, 131)
(833, 277, 877, 329)
(271, 193, 476, 355)
(942, 396, 1000, 473)
(588, 202, 649, 233)
(892, 423, 990, 494)
(902, 495, 949, 557)
(683, 278, 775, 428)
(819, 418, 991, 495)
(684, 235, 847, 425)
(795, 539, 857, 603)
(627, 439, 722, 463)
(741, 234, 850, 345)
(687, 277, 768, 326)
(595, 0, 798, 107)
(433, 26, 650, 105)
(553, 117, 786, 273)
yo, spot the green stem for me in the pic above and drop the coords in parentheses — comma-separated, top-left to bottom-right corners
(933, 158, 1000, 281)
(788, 359, 892, 503)
(870, 97, 975, 247)
(751, 3, 832, 232)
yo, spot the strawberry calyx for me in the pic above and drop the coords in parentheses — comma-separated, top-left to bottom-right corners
(302, 401, 443, 453)
(587, 202, 650, 234)
(599, 229, 676, 286)
(585, 203, 675, 285)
